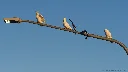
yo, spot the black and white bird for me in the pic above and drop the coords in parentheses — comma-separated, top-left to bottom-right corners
(81, 30, 88, 39)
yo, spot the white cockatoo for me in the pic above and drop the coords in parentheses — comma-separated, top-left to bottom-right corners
(104, 29, 112, 39)
(63, 18, 72, 30)
(36, 11, 46, 24)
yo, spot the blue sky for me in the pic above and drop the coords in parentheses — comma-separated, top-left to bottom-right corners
(0, 0, 128, 72)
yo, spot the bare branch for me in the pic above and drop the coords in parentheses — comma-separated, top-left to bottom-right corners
(3, 18, 128, 55)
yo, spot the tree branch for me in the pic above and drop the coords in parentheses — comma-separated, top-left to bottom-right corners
(10, 19, 128, 55)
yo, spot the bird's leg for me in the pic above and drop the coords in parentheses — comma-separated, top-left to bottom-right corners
(39, 21, 44, 25)
(85, 33, 88, 39)
(84, 30, 88, 39)
(36, 20, 39, 24)
(85, 37, 88, 39)
(64, 27, 67, 30)
(109, 38, 113, 43)
(107, 36, 113, 43)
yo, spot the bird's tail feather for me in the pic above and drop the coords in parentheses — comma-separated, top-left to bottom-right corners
(43, 19, 46, 24)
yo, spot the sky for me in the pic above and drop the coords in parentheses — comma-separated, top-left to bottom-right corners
(0, 0, 128, 72)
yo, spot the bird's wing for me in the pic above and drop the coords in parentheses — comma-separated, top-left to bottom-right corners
(105, 31, 110, 37)
(108, 30, 111, 35)
(66, 22, 70, 26)
(39, 14, 45, 22)
(39, 14, 44, 19)
(108, 31, 112, 37)
(66, 22, 72, 29)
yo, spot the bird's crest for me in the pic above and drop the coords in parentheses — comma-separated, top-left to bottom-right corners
(105, 29, 108, 30)
(63, 18, 66, 22)
(104, 29, 108, 32)
(36, 11, 40, 15)
(36, 11, 44, 19)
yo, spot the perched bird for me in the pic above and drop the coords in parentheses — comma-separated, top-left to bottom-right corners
(104, 29, 113, 43)
(104, 29, 112, 38)
(69, 19, 77, 34)
(36, 11, 46, 24)
(63, 18, 72, 30)
(80, 30, 88, 39)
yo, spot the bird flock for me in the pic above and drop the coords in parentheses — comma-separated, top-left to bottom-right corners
(3, 11, 128, 55)
(36, 11, 112, 40)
